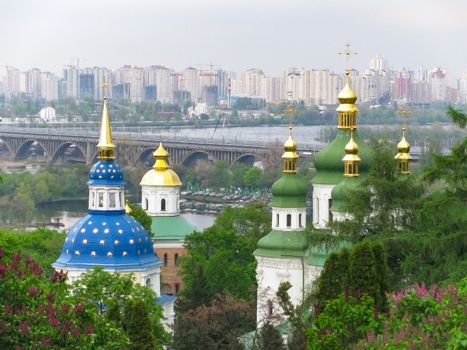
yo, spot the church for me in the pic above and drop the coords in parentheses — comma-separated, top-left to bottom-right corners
(52, 96, 175, 327)
(254, 65, 411, 326)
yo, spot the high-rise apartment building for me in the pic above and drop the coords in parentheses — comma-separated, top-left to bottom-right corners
(182, 67, 200, 103)
(429, 68, 447, 102)
(114, 66, 146, 102)
(4, 66, 21, 100)
(40, 72, 59, 101)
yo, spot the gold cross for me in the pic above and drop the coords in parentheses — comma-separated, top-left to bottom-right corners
(398, 105, 411, 119)
(338, 42, 358, 70)
(102, 82, 110, 99)
(285, 103, 296, 130)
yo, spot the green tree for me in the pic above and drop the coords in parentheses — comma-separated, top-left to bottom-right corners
(256, 322, 283, 350)
(128, 202, 153, 234)
(244, 166, 262, 188)
(173, 293, 254, 350)
(122, 298, 156, 350)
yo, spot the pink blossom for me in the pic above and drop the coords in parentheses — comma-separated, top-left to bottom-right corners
(74, 303, 83, 314)
(414, 282, 428, 297)
(84, 325, 94, 334)
(71, 326, 80, 337)
(18, 321, 29, 334)
(61, 304, 70, 313)
(28, 287, 40, 298)
(49, 317, 60, 327)
(41, 337, 51, 346)
(0, 263, 7, 276)
(47, 292, 55, 303)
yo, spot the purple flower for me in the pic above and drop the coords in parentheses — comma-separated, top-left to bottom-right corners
(414, 282, 427, 298)
(61, 304, 70, 313)
(28, 287, 40, 298)
(74, 303, 83, 315)
(18, 321, 29, 334)
(71, 326, 80, 337)
(84, 325, 94, 334)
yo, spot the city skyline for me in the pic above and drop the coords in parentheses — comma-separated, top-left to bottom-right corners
(1, 0, 466, 77)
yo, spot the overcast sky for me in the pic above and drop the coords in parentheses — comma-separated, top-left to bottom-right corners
(1, 0, 466, 77)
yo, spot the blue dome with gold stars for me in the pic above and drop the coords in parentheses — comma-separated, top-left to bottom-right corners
(53, 97, 161, 272)
(54, 212, 160, 270)
(89, 160, 124, 185)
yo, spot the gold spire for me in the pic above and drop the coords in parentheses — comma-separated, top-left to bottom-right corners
(125, 199, 132, 214)
(343, 128, 361, 176)
(153, 142, 170, 171)
(96, 97, 116, 160)
(395, 128, 412, 174)
(337, 43, 358, 130)
(282, 126, 299, 173)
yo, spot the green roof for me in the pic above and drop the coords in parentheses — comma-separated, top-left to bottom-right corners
(254, 230, 308, 258)
(312, 130, 372, 185)
(271, 174, 307, 208)
(151, 215, 197, 241)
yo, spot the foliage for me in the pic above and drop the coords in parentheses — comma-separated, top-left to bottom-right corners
(358, 278, 467, 349)
(307, 294, 381, 350)
(71, 267, 170, 349)
(315, 242, 389, 313)
(177, 204, 270, 312)
(128, 202, 152, 234)
(172, 293, 255, 350)
(256, 322, 284, 350)
(122, 298, 156, 350)
(0, 249, 129, 349)
(0, 228, 65, 274)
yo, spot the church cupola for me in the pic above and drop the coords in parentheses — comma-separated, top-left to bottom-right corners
(140, 142, 182, 216)
(343, 128, 361, 177)
(395, 127, 412, 174)
(282, 126, 299, 173)
(337, 70, 358, 129)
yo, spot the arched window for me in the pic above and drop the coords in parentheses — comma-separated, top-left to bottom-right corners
(146, 278, 151, 287)
(299, 214, 302, 227)
(163, 253, 168, 266)
(174, 253, 179, 265)
(161, 198, 166, 211)
(276, 213, 279, 227)
(286, 214, 291, 227)
(267, 300, 273, 316)
(145, 198, 149, 210)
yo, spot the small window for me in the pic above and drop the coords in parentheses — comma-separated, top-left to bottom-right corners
(163, 253, 168, 266)
(276, 213, 279, 227)
(91, 191, 95, 207)
(174, 253, 179, 266)
(98, 193, 104, 208)
(145, 198, 149, 210)
(146, 278, 151, 287)
(267, 300, 273, 316)
(161, 198, 166, 211)
(109, 193, 116, 208)
(175, 283, 180, 293)
(286, 214, 291, 227)
(299, 214, 302, 227)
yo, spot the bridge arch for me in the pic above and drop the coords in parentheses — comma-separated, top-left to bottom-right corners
(232, 154, 256, 167)
(0, 139, 12, 156)
(136, 148, 157, 167)
(181, 151, 210, 167)
(15, 139, 47, 160)
(51, 142, 86, 164)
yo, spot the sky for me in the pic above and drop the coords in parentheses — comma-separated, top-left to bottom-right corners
(0, 0, 466, 77)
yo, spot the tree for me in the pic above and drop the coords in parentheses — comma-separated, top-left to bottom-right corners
(122, 298, 156, 350)
(243, 166, 262, 188)
(256, 322, 283, 350)
(128, 202, 153, 234)
(173, 293, 254, 350)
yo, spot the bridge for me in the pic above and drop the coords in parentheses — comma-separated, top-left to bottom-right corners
(0, 126, 325, 167)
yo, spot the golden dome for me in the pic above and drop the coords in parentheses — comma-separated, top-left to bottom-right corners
(397, 128, 411, 154)
(140, 142, 182, 187)
(125, 200, 132, 214)
(343, 129, 361, 162)
(338, 71, 357, 105)
(284, 126, 297, 152)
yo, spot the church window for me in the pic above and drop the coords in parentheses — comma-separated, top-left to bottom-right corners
(286, 214, 291, 227)
(299, 214, 302, 227)
(161, 198, 166, 211)
(175, 283, 180, 293)
(175, 253, 179, 265)
(267, 300, 273, 316)
(276, 214, 279, 227)
(109, 193, 116, 208)
(98, 193, 104, 207)
(163, 253, 168, 266)
(146, 278, 151, 287)
(145, 198, 149, 210)
(329, 198, 333, 222)
(91, 191, 95, 207)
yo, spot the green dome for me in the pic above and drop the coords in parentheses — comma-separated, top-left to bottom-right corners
(330, 177, 361, 213)
(271, 173, 307, 208)
(312, 130, 372, 185)
(254, 230, 308, 258)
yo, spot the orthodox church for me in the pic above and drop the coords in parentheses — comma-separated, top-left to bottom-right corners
(53, 96, 175, 326)
(140, 143, 196, 295)
(255, 65, 412, 327)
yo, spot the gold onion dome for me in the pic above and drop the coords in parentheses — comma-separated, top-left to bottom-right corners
(397, 128, 411, 154)
(281, 126, 299, 173)
(342, 129, 361, 177)
(140, 142, 182, 186)
(344, 132, 359, 155)
(338, 71, 357, 105)
(96, 98, 116, 160)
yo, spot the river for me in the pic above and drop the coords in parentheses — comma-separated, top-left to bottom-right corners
(36, 200, 216, 231)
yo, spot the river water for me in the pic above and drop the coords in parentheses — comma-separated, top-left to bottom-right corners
(37, 201, 216, 231)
